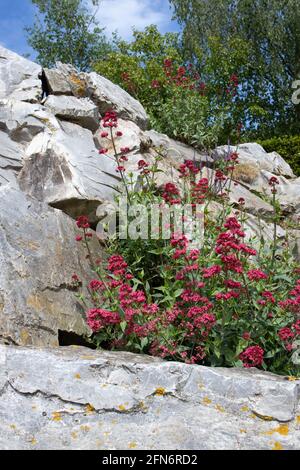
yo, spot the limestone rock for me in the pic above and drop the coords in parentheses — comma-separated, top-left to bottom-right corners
(0, 131, 23, 186)
(145, 129, 214, 166)
(0, 46, 41, 102)
(0, 345, 299, 450)
(18, 121, 120, 223)
(214, 143, 295, 178)
(0, 185, 98, 347)
(85, 72, 149, 129)
(44, 95, 99, 131)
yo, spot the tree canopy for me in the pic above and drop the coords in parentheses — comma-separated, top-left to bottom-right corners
(26, 0, 110, 71)
(169, 0, 300, 137)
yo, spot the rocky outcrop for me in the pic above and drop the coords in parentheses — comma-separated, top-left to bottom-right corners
(44, 95, 100, 131)
(0, 46, 41, 103)
(0, 185, 97, 347)
(0, 345, 299, 450)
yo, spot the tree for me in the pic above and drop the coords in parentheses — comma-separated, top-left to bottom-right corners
(169, 0, 300, 137)
(26, 0, 111, 71)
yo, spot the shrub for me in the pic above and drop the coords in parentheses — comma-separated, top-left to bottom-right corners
(94, 26, 248, 149)
(73, 112, 300, 376)
(258, 135, 300, 176)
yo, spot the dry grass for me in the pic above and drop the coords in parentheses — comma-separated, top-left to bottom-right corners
(232, 163, 260, 184)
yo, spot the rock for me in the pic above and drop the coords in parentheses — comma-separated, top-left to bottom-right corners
(43, 67, 73, 95)
(0, 344, 299, 450)
(44, 95, 99, 131)
(18, 121, 120, 223)
(85, 72, 149, 129)
(201, 167, 274, 218)
(0, 46, 41, 102)
(214, 143, 295, 178)
(145, 129, 214, 166)
(0, 185, 99, 347)
(0, 99, 59, 142)
(0, 131, 23, 186)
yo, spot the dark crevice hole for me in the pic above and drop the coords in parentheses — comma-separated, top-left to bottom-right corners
(58, 330, 96, 349)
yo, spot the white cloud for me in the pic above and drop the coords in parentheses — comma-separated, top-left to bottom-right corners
(93, 0, 174, 39)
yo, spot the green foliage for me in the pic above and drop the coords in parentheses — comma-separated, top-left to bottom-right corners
(258, 135, 300, 176)
(26, 0, 111, 70)
(170, 0, 300, 137)
(75, 116, 300, 376)
(94, 26, 248, 148)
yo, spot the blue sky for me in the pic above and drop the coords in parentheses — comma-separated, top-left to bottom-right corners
(0, 0, 178, 60)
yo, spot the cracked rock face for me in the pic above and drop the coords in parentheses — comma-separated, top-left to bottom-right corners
(0, 185, 98, 346)
(0, 345, 299, 450)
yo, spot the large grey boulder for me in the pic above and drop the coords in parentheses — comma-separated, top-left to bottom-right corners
(44, 95, 99, 131)
(0, 345, 299, 450)
(214, 143, 295, 178)
(0, 185, 97, 347)
(18, 121, 120, 223)
(0, 46, 41, 102)
(85, 72, 149, 130)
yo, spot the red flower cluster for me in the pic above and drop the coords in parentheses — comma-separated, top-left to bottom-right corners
(239, 345, 264, 368)
(102, 110, 118, 128)
(162, 182, 181, 205)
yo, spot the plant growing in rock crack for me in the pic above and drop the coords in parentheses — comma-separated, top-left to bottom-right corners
(73, 111, 300, 376)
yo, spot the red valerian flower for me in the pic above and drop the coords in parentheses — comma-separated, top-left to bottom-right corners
(120, 147, 130, 153)
(278, 327, 295, 342)
(247, 269, 268, 281)
(75, 235, 83, 242)
(151, 80, 160, 89)
(102, 110, 118, 128)
(100, 131, 109, 138)
(162, 182, 181, 205)
(242, 332, 251, 341)
(76, 215, 90, 229)
(202, 265, 222, 278)
(86, 308, 120, 332)
(163, 58, 172, 68)
(99, 148, 108, 154)
(239, 345, 264, 368)
(116, 131, 123, 137)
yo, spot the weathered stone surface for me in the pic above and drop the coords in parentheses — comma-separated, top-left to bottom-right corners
(0, 185, 98, 347)
(0, 345, 299, 450)
(214, 143, 295, 178)
(43, 67, 73, 95)
(85, 72, 149, 129)
(0, 131, 23, 186)
(44, 95, 99, 131)
(145, 129, 214, 166)
(18, 121, 120, 223)
(0, 99, 59, 142)
(0, 46, 41, 101)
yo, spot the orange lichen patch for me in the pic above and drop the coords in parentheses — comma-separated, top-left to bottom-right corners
(31, 405, 37, 410)
(296, 416, 300, 425)
(118, 405, 127, 411)
(30, 438, 37, 446)
(240, 406, 249, 412)
(240, 429, 247, 434)
(100, 383, 108, 388)
(10, 424, 16, 430)
(80, 425, 91, 432)
(215, 404, 225, 413)
(155, 387, 166, 396)
(272, 441, 283, 451)
(80, 355, 96, 360)
(264, 425, 289, 436)
(198, 383, 205, 390)
(52, 411, 62, 422)
(202, 396, 212, 405)
(86, 404, 95, 414)
(74, 373, 81, 379)
(287, 376, 300, 381)
(71, 432, 78, 439)
(128, 442, 137, 449)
